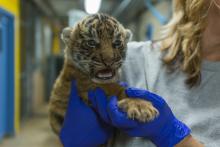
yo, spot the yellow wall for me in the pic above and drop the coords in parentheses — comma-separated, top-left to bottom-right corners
(0, 0, 20, 133)
(52, 25, 62, 55)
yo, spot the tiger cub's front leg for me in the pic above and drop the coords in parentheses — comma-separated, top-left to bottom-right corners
(105, 84, 159, 123)
(49, 77, 71, 135)
(49, 98, 67, 134)
(118, 98, 159, 122)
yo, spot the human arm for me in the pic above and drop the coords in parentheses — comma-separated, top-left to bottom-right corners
(175, 135, 204, 147)
(88, 87, 200, 147)
(59, 81, 113, 147)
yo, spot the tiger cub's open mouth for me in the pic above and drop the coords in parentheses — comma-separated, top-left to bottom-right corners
(92, 68, 118, 84)
(95, 69, 115, 80)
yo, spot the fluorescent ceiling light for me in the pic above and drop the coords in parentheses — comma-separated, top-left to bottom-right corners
(84, 0, 101, 14)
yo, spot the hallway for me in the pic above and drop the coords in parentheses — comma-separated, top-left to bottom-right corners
(0, 106, 61, 147)
(0, 0, 172, 146)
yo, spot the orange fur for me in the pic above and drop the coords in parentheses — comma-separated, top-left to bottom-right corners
(49, 13, 158, 146)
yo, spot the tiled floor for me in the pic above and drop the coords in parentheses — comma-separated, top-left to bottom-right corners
(0, 106, 62, 147)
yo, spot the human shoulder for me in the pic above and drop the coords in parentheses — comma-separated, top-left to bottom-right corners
(121, 41, 164, 89)
(127, 41, 162, 61)
(127, 41, 152, 53)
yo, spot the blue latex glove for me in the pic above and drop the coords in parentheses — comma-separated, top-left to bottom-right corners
(59, 81, 113, 147)
(88, 87, 191, 147)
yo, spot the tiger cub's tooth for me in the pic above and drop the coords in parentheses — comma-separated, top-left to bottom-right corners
(98, 72, 113, 78)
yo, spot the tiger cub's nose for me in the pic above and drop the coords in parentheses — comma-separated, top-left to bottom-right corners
(101, 54, 115, 66)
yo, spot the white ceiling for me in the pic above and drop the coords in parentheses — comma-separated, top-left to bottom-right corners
(34, 0, 147, 25)
(47, 0, 121, 18)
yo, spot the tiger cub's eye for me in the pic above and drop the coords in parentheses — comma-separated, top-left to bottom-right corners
(113, 40, 123, 48)
(86, 40, 97, 48)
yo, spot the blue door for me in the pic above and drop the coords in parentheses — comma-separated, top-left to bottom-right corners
(0, 8, 15, 140)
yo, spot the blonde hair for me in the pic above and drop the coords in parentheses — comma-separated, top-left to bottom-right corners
(161, 0, 209, 87)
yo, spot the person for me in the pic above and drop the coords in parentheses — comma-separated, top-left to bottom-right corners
(59, 0, 220, 146)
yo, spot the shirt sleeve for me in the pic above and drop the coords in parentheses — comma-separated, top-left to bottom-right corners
(116, 41, 162, 147)
(120, 41, 152, 89)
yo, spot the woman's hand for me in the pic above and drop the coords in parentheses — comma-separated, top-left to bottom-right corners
(88, 87, 191, 147)
(59, 81, 113, 147)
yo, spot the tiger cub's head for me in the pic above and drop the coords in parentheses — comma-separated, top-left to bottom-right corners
(62, 13, 132, 84)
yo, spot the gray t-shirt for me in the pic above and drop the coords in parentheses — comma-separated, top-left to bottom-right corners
(114, 41, 220, 147)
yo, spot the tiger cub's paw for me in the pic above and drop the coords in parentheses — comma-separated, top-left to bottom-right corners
(118, 98, 159, 122)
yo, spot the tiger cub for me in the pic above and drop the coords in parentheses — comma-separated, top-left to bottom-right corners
(49, 13, 158, 144)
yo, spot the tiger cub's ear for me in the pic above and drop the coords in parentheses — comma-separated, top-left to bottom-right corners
(61, 27, 73, 45)
(125, 29, 133, 42)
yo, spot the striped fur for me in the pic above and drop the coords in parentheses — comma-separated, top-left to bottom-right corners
(49, 13, 158, 146)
